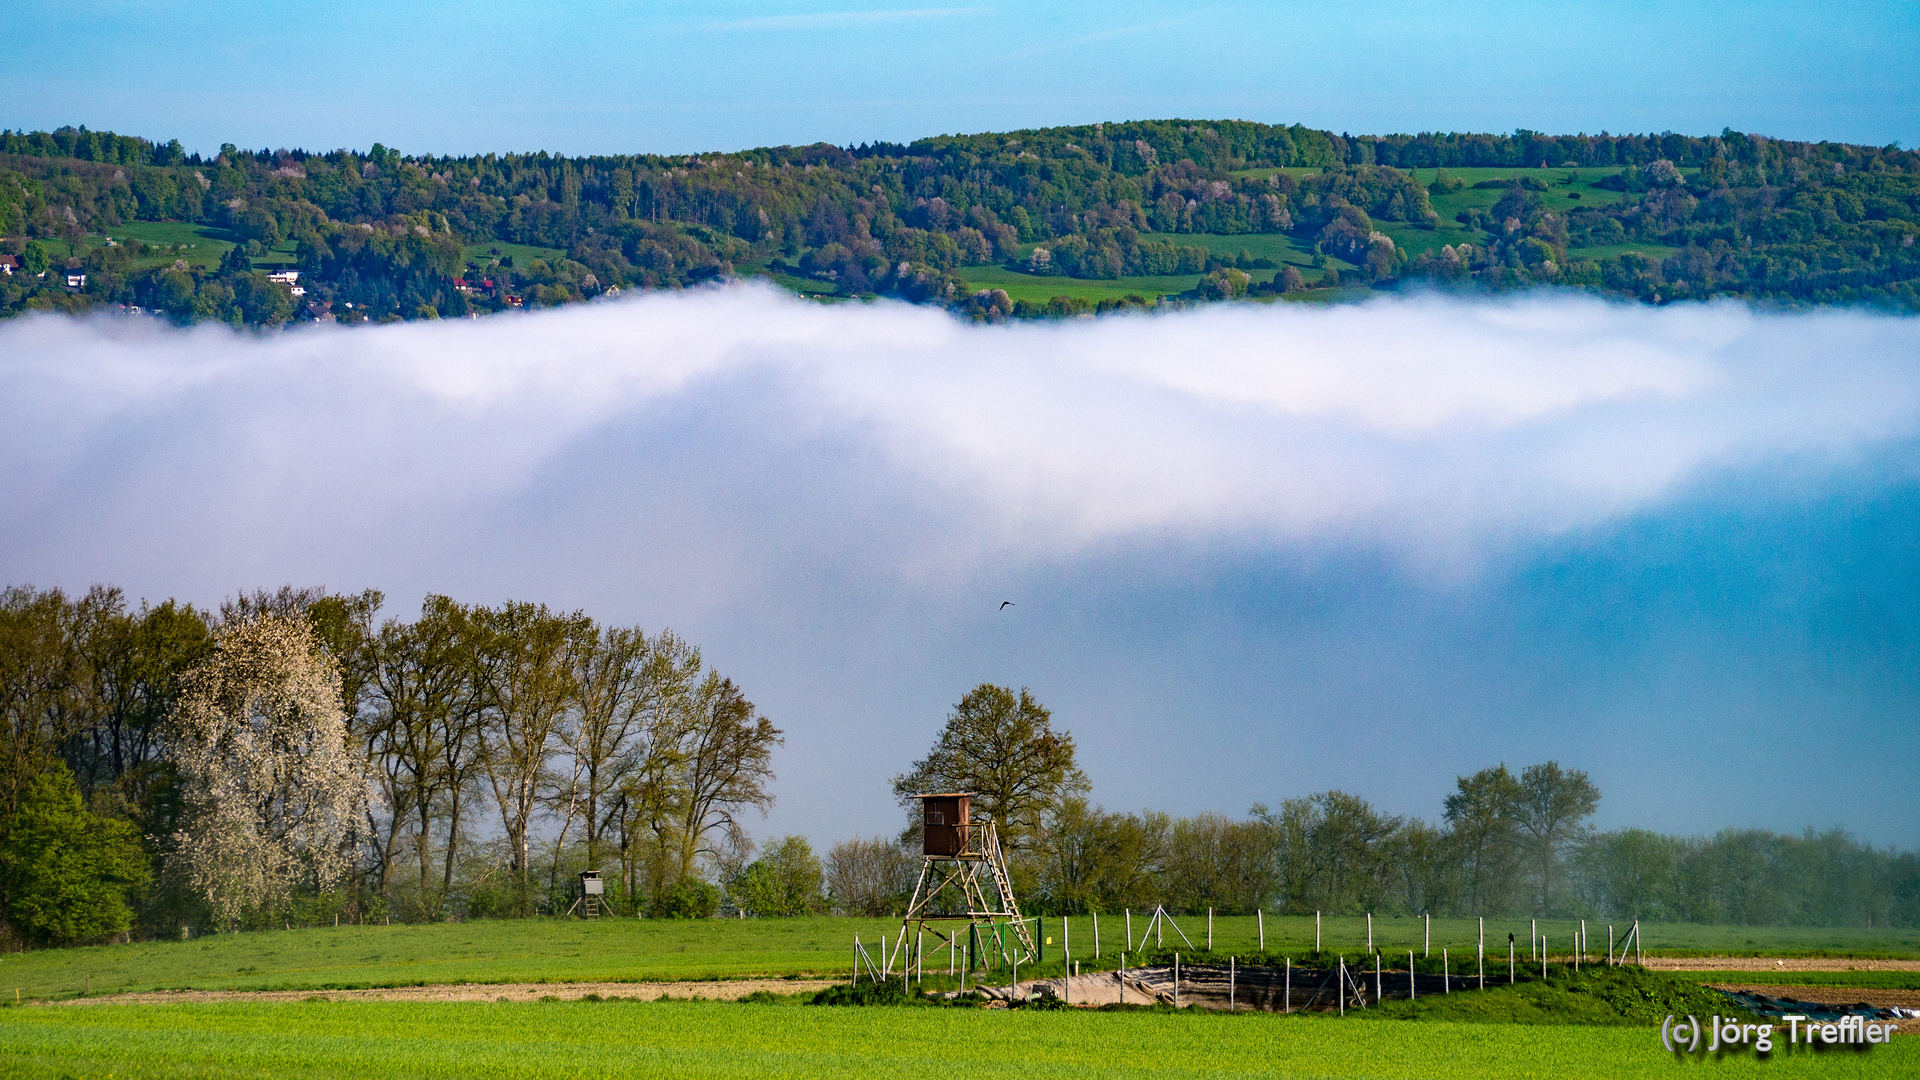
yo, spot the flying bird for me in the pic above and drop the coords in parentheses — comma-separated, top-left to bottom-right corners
(999, 601, 1014, 609)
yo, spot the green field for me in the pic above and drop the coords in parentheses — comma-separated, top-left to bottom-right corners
(1135, 231, 1318, 267)
(463, 240, 568, 269)
(4, 914, 1915, 1003)
(2, 998, 1906, 1080)
(954, 263, 1211, 303)
(96, 222, 238, 269)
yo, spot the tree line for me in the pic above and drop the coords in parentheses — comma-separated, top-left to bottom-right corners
(1, 121, 1915, 323)
(0, 583, 780, 947)
(3, 585, 1915, 946)
(791, 685, 1918, 927)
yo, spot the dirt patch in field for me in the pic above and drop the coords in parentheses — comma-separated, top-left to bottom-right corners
(1710, 984, 1920, 1035)
(48, 979, 840, 1006)
(1708, 984, 1920, 1009)
(1644, 957, 1920, 972)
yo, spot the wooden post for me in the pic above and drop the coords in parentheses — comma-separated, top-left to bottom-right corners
(1338, 956, 1345, 1016)
(1093, 911, 1100, 958)
(1367, 912, 1373, 953)
(853, 935, 860, 987)
(1208, 908, 1213, 952)
(1284, 957, 1291, 1012)
(1424, 913, 1430, 958)
(918, 931, 924, 984)
(1443, 948, 1449, 993)
(1608, 925, 1614, 966)
(1374, 952, 1381, 1003)
(1478, 917, 1484, 990)
(1126, 909, 1132, 950)
(1636, 920, 1642, 966)
(1509, 937, 1515, 984)
(1542, 935, 1548, 980)
(1174, 952, 1180, 1008)
(1063, 917, 1070, 972)
(1258, 909, 1265, 952)
(1531, 918, 1537, 961)
(1408, 949, 1415, 999)
(1315, 911, 1321, 954)
(1229, 955, 1236, 1011)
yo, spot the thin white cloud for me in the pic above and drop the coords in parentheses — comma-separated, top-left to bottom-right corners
(698, 7, 990, 32)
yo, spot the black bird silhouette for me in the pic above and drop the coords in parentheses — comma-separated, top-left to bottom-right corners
(999, 601, 1014, 609)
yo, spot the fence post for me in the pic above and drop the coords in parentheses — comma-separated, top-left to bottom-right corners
(1408, 949, 1415, 999)
(1316, 911, 1321, 954)
(1258, 909, 1265, 952)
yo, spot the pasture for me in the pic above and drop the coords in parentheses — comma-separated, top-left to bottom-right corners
(952, 264, 1214, 303)
(5, 997, 1909, 1080)
(4, 914, 1916, 1003)
(462, 240, 568, 269)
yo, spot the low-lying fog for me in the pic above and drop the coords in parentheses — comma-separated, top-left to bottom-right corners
(5, 286, 1917, 844)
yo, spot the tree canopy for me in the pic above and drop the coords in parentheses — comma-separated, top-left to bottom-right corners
(890, 683, 1089, 852)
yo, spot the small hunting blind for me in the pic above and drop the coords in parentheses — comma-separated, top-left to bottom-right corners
(579, 869, 604, 896)
(913, 793, 971, 857)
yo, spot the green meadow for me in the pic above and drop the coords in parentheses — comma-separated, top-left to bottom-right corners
(461, 240, 568, 270)
(4, 914, 1915, 1003)
(1, 997, 1907, 1080)
(953, 264, 1211, 303)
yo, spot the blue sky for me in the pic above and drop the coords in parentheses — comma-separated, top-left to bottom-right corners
(3, 1, 1916, 155)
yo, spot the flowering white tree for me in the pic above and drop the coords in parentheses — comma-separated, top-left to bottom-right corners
(169, 614, 364, 927)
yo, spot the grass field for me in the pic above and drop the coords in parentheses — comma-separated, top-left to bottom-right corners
(954, 264, 1212, 303)
(4, 914, 1914, 1003)
(462, 240, 568, 269)
(2, 998, 1906, 1080)
(1135, 231, 1318, 267)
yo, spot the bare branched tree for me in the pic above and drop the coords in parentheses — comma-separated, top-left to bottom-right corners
(471, 601, 588, 915)
(674, 674, 781, 883)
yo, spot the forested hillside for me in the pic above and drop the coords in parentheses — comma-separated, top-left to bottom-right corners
(1, 120, 1916, 324)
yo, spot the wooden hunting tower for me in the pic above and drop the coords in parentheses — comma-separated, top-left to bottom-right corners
(898, 792, 1037, 969)
(568, 869, 606, 918)
(915, 792, 971, 856)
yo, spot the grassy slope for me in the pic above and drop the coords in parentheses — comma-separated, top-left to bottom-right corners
(3, 998, 1906, 1080)
(461, 240, 568, 270)
(4, 915, 1915, 1003)
(953, 264, 1211, 302)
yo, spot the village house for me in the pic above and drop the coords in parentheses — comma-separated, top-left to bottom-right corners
(65, 270, 87, 289)
(0, 254, 17, 275)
